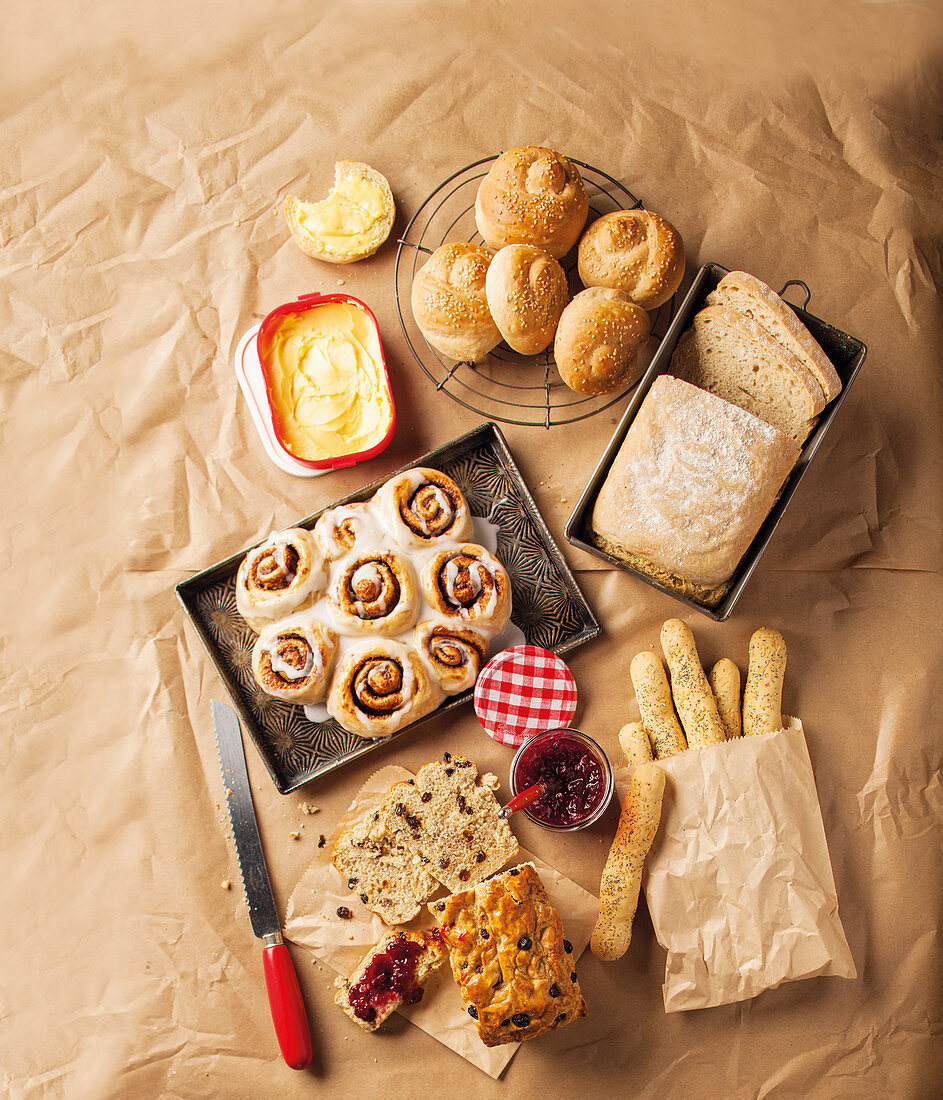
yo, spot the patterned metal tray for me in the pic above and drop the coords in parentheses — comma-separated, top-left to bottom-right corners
(176, 422, 601, 792)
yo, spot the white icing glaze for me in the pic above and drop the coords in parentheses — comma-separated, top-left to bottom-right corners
(267, 631, 320, 681)
(239, 481, 515, 729)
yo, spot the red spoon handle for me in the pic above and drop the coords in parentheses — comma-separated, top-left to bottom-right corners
(262, 942, 313, 1070)
(499, 781, 546, 818)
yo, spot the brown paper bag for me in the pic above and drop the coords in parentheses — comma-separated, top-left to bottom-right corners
(617, 720, 856, 1012)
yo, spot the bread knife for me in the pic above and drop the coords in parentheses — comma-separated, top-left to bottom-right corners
(212, 700, 313, 1070)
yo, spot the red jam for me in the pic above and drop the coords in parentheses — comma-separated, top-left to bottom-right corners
(515, 730, 606, 827)
(348, 935, 424, 1022)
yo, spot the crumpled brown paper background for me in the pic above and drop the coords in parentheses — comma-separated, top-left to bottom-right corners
(3, 2, 942, 1097)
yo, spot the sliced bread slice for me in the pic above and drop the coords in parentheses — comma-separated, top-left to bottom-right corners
(334, 929, 448, 1031)
(706, 271, 842, 403)
(669, 305, 825, 445)
(331, 812, 440, 926)
(379, 754, 519, 894)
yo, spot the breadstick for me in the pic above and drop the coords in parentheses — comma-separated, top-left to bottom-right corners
(629, 650, 687, 758)
(591, 762, 665, 961)
(618, 721, 654, 768)
(743, 628, 787, 735)
(709, 659, 742, 740)
(659, 619, 726, 747)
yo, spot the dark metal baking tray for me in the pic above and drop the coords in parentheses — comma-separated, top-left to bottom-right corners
(177, 422, 601, 792)
(564, 262, 868, 621)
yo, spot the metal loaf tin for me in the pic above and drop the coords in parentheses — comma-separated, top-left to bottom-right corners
(177, 422, 600, 792)
(564, 262, 868, 621)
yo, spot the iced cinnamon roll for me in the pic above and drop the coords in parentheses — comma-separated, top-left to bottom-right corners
(327, 640, 443, 739)
(236, 528, 326, 632)
(413, 620, 489, 695)
(374, 468, 472, 550)
(328, 550, 419, 636)
(251, 616, 338, 705)
(420, 544, 512, 638)
(313, 501, 376, 562)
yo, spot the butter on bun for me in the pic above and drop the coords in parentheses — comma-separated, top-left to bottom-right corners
(475, 145, 589, 259)
(410, 242, 502, 362)
(284, 161, 395, 264)
(554, 287, 651, 395)
(578, 209, 684, 310)
(485, 244, 569, 355)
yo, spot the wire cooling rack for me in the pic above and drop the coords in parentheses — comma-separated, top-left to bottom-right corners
(394, 155, 676, 428)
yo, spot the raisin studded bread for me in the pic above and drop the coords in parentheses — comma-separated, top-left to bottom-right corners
(669, 304, 825, 445)
(705, 270, 842, 403)
(334, 929, 448, 1031)
(379, 754, 519, 893)
(331, 754, 519, 925)
(428, 864, 587, 1047)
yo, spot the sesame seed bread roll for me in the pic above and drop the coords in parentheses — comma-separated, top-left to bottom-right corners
(743, 628, 787, 736)
(475, 145, 589, 258)
(629, 650, 687, 759)
(709, 658, 742, 740)
(485, 244, 569, 355)
(659, 619, 727, 748)
(410, 242, 502, 362)
(578, 209, 685, 310)
(591, 761, 665, 961)
(553, 287, 651, 396)
(618, 721, 654, 768)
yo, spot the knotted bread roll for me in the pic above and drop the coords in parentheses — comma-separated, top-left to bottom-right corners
(485, 244, 569, 355)
(578, 209, 684, 310)
(475, 145, 589, 258)
(553, 287, 651, 395)
(410, 242, 502, 362)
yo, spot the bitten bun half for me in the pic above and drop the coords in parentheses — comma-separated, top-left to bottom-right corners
(578, 209, 684, 309)
(410, 242, 502, 362)
(284, 161, 395, 264)
(485, 244, 569, 355)
(475, 145, 589, 259)
(553, 287, 651, 395)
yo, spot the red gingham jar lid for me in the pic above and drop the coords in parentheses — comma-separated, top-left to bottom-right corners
(473, 645, 578, 748)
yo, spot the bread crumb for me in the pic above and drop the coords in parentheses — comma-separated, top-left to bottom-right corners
(289, 831, 300, 840)
(318, 834, 326, 847)
(234, 219, 242, 228)
(221, 880, 231, 890)
(337, 279, 346, 286)
(301, 802, 320, 815)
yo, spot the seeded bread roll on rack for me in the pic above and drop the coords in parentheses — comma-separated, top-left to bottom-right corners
(485, 243, 569, 355)
(553, 287, 651, 396)
(410, 242, 502, 362)
(475, 145, 589, 258)
(578, 209, 684, 310)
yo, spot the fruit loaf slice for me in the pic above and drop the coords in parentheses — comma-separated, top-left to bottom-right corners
(334, 929, 448, 1031)
(706, 271, 842, 402)
(669, 304, 825, 445)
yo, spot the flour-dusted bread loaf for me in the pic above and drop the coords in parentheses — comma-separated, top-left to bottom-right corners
(669, 305, 826, 445)
(334, 929, 448, 1032)
(706, 271, 842, 403)
(428, 864, 587, 1047)
(591, 375, 801, 606)
(410, 242, 502, 362)
(380, 753, 519, 893)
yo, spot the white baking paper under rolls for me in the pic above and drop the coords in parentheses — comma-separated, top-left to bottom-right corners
(616, 719, 856, 1012)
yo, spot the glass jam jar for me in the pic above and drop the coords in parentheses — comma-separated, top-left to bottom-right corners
(509, 728, 613, 831)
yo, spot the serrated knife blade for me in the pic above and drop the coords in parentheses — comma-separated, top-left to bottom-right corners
(212, 700, 313, 1070)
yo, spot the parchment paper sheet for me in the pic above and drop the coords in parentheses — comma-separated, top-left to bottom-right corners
(617, 721, 855, 1012)
(4, 2, 943, 1097)
(283, 765, 599, 1078)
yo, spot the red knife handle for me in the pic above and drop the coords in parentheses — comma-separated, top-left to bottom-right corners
(262, 940, 313, 1070)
